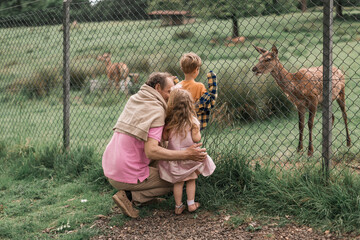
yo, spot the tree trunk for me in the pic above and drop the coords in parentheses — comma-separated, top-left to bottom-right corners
(301, 0, 307, 12)
(272, 0, 279, 15)
(336, 0, 343, 18)
(16, 0, 22, 12)
(231, 14, 239, 38)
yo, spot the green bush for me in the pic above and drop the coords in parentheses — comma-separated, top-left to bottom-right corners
(213, 65, 294, 124)
(173, 30, 194, 40)
(128, 82, 142, 95)
(7, 67, 60, 99)
(127, 55, 151, 73)
(0, 141, 6, 159)
(156, 54, 182, 77)
(70, 64, 89, 90)
(152, 53, 206, 78)
(10, 144, 97, 182)
(69, 59, 109, 91)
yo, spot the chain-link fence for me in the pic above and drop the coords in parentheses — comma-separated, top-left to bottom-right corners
(0, 0, 359, 177)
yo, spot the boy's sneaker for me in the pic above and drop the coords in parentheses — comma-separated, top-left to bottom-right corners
(112, 191, 139, 218)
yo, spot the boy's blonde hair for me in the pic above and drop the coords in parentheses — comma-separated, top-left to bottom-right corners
(180, 52, 202, 74)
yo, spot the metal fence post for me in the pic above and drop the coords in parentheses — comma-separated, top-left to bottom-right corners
(322, 0, 333, 180)
(63, 0, 71, 150)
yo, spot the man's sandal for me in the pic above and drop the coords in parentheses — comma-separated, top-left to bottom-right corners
(174, 203, 186, 215)
(188, 202, 200, 212)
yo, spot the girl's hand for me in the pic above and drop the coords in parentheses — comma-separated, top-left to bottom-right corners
(185, 143, 206, 162)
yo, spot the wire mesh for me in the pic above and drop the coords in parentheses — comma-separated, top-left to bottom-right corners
(0, 0, 359, 177)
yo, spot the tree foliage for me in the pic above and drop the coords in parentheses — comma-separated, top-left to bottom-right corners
(0, 0, 62, 17)
(192, 0, 265, 20)
(146, 0, 299, 37)
(1, 0, 359, 28)
(0, 0, 150, 27)
(92, 0, 148, 22)
(307, 0, 360, 8)
(147, 0, 185, 12)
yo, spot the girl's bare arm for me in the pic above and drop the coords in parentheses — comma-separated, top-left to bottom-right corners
(191, 127, 201, 143)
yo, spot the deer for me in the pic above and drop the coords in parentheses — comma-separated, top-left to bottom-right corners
(97, 53, 130, 92)
(252, 45, 351, 156)
(59, 20, 79, 32)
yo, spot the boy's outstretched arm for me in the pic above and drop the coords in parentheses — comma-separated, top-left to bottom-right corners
(195, 71, 217, 111)
(195, 71, 218, 130)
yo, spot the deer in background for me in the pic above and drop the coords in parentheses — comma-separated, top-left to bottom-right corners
(60, 20, 79, 31)
(252, 45, 351, 156)
(97, 53, 130, 92)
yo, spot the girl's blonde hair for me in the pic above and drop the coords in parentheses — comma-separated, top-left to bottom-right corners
(180, 52, 202, 74)
(164, 89, 199, 138)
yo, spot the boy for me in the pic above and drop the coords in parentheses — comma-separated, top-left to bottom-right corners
(174, 52, 217, 130)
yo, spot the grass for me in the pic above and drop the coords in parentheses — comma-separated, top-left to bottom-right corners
(196, 148, 360, 234)
(0, 143, 114, 239)
(1, 142, 360, 239)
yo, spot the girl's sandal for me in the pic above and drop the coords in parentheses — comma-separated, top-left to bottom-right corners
(174, 203, 186, 215)
(188, 202, 200, 212)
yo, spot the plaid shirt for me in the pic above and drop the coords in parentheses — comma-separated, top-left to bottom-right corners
(174, 71, 217, 130)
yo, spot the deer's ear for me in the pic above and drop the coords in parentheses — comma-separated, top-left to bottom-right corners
(253, 45, 267, 54)
(271, 45, 278, 55)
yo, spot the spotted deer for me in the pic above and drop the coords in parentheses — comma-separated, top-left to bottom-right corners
(97, 53, 130, 92)
(252, 45, 351, 156)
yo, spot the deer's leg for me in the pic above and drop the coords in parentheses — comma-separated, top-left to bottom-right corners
(124, 80, 129, 95)
(115, 79, 120, 92)
(307, 100, 318, 157)
(297, 106, 306, 153)
(125, 78, 128, 89)
(107, 73, 112, 89)
(337, 88, 351, 146)
(114, 72, 120, 92)
(123, 76, 129, 95)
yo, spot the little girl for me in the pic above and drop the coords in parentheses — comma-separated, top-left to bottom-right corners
(158, 89, 216, 215)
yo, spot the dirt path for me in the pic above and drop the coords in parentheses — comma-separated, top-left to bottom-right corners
(90, 207, 354, 240)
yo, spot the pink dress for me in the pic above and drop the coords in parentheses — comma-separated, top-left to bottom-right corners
(158, 122, 216, 184)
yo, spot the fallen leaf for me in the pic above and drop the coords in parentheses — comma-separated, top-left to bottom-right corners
(96, 214, 109, 219)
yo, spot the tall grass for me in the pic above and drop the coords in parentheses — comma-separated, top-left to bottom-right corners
(6, 67, 61, 99)
(243, 170, 360, 233)
(5, 142, 94, 182)
(197, 147, 360, 234)
(1, 140, 360, 238)
(0, 142, 111, 239)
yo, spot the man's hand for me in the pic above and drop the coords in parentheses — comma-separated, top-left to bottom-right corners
(145, 138, 206, 162)
(185, 143, 207, 162)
